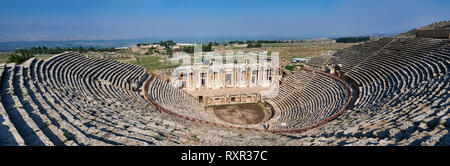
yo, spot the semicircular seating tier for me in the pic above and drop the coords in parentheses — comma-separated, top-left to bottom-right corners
(1, 37, 449, 146)
(1, 52, 293, 146)
(332, 38, 449, 110)
(0, 52, 175, 146)
(292, 38, 449, 146)
(265, 69, 351, 130)
(146, 76, 224, 125)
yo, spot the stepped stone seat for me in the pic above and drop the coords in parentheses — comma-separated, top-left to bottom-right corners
(286, 38, 449, 146)
(340, 38, 450, 110)
(17, 53, 279, 146)
(0, 63, 26, 145)
(147, 77, 221, 124)
(265, 69, 350, 130)
(1, 52, 210, 145)
(307, 54, 333, 68)
(1, 37, 448, 146)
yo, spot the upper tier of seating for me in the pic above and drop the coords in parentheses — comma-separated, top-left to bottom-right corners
(0, 52, 298, 146)
(332, 38, 449, 110)
(332, 38, 393, 73)
(0, 52, 174, 145)
(266, 69, 350, 130)
(290, 71, 449, 146)
(307, 54, 333, 68)
(287, 38, 449, 145)
(146, 76, 221, 123)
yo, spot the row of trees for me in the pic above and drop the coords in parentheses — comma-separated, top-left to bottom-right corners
(227, 40, 245, 44)
(228, 40, 283, 45)
(8, 46, 118, 64)
(138, 41, 177, 55)
(157, 40, 177, 49)
(178, 40, 269, 53)
(14, 46, 117, 55)
(137, 40, 177, 48)
(180, 42, 216, 53)
(335, 36, 370, 43)
(203, 42, 214, 52)
(181, 46, 194, 53)
(285, 64, 304, 71)
(247, 42, 262, 48)
(139, 40, 282, 49)
(209, 42, 220, 46)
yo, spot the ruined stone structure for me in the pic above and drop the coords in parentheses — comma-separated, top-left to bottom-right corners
(170, 55, 279, 105)
(203, 93, 261, 106)
(172, 62, 275, 90)
(416, 30, 450, 39)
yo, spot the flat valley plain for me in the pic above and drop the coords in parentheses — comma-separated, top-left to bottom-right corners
(0, 42, 357, 74)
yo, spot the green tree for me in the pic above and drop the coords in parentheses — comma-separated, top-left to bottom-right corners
(182, 46, 194, 53)
(335, 36, 370, 43)
(8, 53, 34, 64)
(285, 65, 295, 71)
(202, 43, 213, 52)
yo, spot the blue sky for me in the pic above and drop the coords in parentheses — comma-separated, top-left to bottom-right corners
(0, 0, 449, 41)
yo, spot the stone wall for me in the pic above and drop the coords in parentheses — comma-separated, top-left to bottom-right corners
(204, 94, 260, 106)
(416, 30, 450, 39)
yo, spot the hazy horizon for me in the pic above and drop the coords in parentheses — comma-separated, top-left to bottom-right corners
(1, 0, 449, 42)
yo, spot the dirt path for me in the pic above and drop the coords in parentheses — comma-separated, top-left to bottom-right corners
(212, 103, 266, 125)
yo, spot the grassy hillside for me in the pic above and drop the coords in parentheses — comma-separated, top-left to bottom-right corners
(397, 21, 450, 38)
